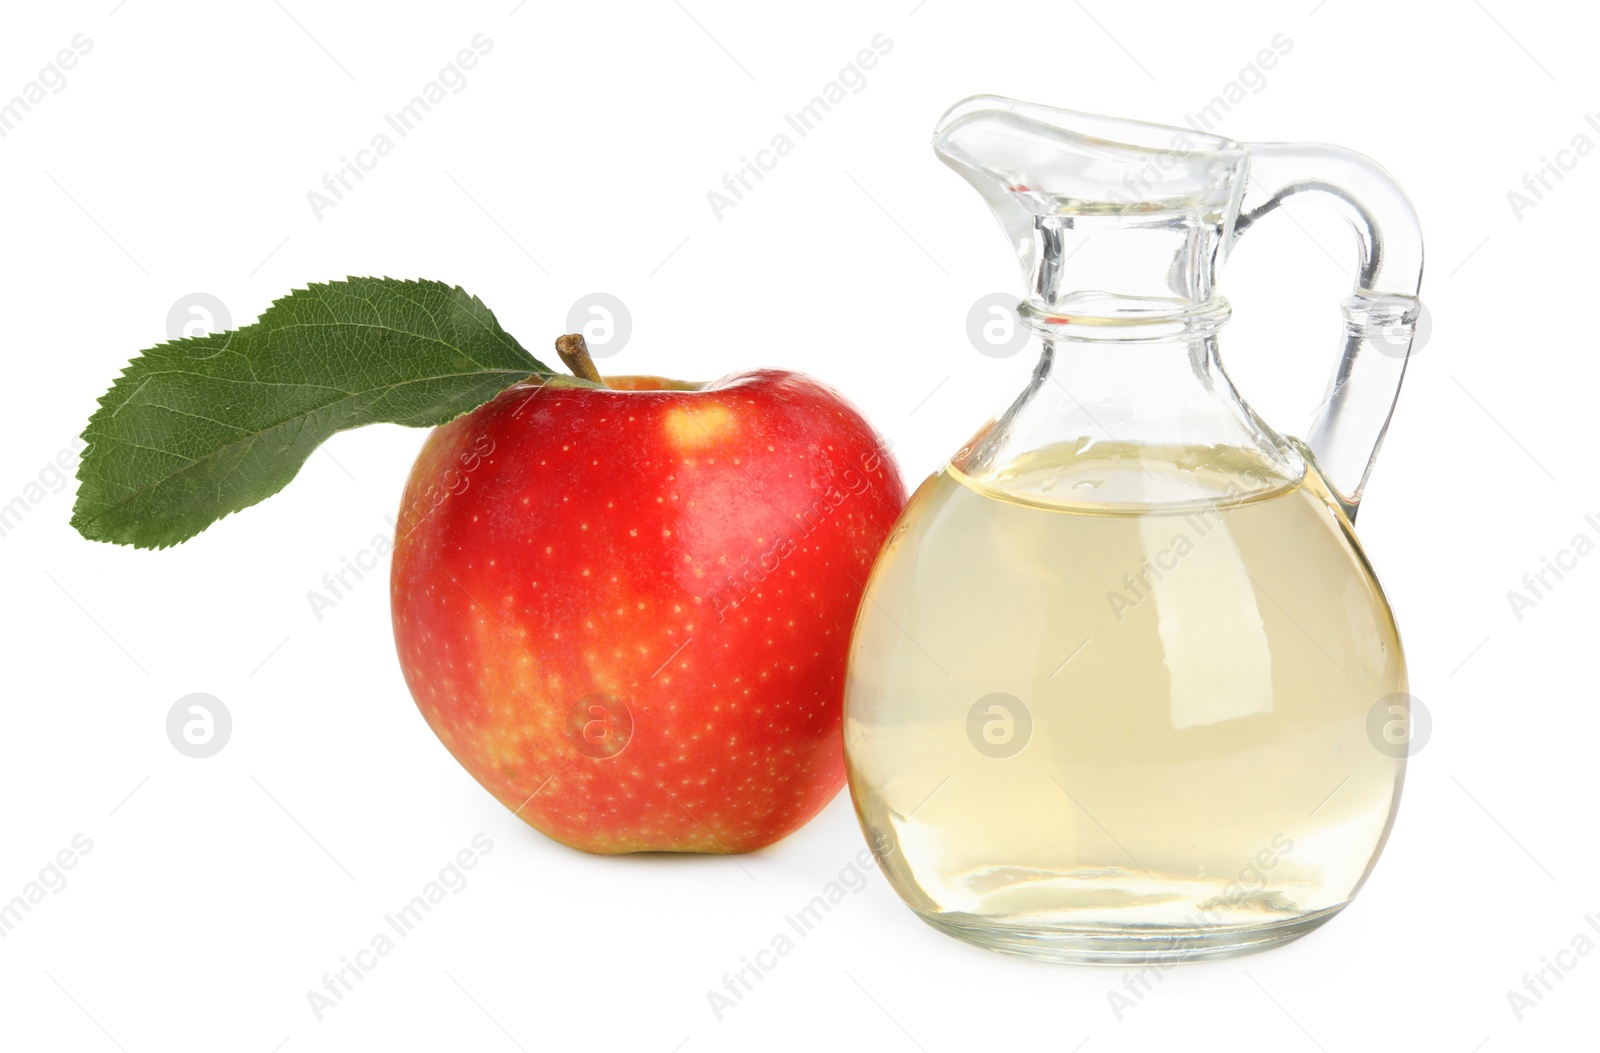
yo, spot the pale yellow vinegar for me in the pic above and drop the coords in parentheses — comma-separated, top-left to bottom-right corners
(843, 442, 1406, 960)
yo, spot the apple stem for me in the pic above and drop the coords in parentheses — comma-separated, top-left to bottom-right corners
(555, 334, 606, 386)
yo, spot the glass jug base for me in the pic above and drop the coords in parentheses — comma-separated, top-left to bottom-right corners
(914, 903, 1346, 965)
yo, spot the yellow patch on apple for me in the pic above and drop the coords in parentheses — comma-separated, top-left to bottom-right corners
(663, 403, 735, 449)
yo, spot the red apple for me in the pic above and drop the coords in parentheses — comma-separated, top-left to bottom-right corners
(389, 357, 906, 854)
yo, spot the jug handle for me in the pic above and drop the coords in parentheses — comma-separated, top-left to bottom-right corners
(1231, 143, 1424, 521)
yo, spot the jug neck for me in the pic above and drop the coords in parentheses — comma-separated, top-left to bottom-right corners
(957, 328, 1303, 508)
(1023, 209, 1232, 324)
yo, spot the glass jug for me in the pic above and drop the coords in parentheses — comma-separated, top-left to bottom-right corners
(843, 96, 1424, 963)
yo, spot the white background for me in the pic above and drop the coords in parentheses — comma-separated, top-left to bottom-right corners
(1, 1, 1594, 1050)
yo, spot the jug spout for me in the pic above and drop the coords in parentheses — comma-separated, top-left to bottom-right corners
(932, 95, 1248, 321)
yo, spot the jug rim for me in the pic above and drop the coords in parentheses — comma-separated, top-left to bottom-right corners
(934, 94, 1246, 164)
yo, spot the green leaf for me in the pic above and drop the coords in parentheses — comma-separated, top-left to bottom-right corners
(72, 277, 553, 549)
